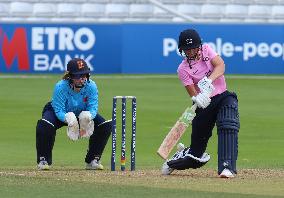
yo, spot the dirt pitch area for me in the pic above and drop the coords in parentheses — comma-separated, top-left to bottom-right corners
(1, 168, 284, 196)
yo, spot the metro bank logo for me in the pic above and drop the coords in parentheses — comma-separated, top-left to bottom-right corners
(0, 27, 30, 71)
(0, 25, 95, 73)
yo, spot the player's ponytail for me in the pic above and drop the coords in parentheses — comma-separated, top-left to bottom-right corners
(62, 71, 71, 80)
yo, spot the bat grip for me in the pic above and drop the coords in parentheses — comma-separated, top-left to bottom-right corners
(191, 103, 198, 112)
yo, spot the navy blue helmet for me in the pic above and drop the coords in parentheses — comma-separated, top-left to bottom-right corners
(178, 29, 202, 51)
(67, 58, 90, 79)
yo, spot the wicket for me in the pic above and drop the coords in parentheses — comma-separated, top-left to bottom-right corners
(111, 96, 137, 171)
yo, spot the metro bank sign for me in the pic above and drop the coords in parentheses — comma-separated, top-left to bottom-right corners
(0, 25, 95, 73)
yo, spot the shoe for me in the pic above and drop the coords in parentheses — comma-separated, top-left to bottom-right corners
(171, 143, 186, 161)
(161, 143, 185, 175)
(37, 160, 50, 170)
(86, 159, 104, 170)
(161, 161, 174, 175)
(219, 168, 234, 178)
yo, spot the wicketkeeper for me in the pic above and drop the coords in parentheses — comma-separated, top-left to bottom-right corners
(162, 29, 240, 178)
(36, 58, 111, 170)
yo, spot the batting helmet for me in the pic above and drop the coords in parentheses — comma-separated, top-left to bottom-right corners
(178, 29, 202, 51)
(67, 58, 90, 79)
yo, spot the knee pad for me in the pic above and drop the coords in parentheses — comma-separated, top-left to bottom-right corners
(216, 103, 240, 131)
(216, 104, 240, 174)
(167, 148, 210, 170)
(36, 119, 56, 165)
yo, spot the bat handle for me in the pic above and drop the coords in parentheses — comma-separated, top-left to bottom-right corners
(191, 103, 198, 112)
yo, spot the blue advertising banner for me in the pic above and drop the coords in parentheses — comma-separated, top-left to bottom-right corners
(0, 24, 121, 74)
(122, 23, 284, 74)
(1, 23, 284, 74)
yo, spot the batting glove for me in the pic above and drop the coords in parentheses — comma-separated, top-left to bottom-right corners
(198, 76, 215, 96)
(192, 92, 211, 109)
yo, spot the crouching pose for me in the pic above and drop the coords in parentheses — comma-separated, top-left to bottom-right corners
(36, 58, 111, 170)
(162, 29, 240, 178)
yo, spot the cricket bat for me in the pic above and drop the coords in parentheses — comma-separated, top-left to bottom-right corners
(157, 103, 197, 160)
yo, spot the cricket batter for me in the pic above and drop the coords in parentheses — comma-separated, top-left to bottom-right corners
(162, 29, 240, 178)
(36, 58, 112, 170)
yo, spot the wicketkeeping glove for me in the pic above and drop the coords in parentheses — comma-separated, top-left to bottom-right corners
(65, 112, 80, 141)
(78, 111, 94, 138)
(198, 76, 215, 96)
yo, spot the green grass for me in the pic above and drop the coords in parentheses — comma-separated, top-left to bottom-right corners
(0, 74, 284, 197)
(0, 176, 277, 198)
(1, 173, 281, 198)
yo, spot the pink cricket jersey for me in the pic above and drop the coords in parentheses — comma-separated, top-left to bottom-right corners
(177, 44, 227, 97)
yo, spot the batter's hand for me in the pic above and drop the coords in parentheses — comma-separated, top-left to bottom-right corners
(192, 92, 211, 109)
(198, 76, 215, 96)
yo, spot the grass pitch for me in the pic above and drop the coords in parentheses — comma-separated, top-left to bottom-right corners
(0, 74, 284, 197)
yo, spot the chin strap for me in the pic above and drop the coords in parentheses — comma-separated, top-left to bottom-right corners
(185, 44, 203, 69)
